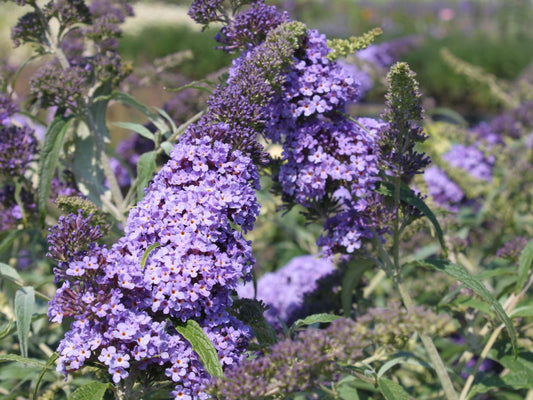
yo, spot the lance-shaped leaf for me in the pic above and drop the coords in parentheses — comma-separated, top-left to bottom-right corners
(136, 150, 157, 201)
(516, 238, 533, 292)
(378, 377, 412, 400)
(0, 354, 46, 368)
(174, 319, 223, 378)
(38, 116, 73, 224)
(15, 286, 35, 358)
(141, 242, 161, 269)
(409, 258, 517, 358)
(70, 381, 111, 400)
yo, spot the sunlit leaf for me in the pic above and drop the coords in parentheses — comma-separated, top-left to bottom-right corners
(174, 319, 223, 378)
(15, 286, 35, 358)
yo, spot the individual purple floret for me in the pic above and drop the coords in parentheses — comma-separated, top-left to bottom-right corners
(423, 165, 465, 212)
(0, 124, 38, 177)
(236, 254, 336, 326)
(442, 144, 495, 182)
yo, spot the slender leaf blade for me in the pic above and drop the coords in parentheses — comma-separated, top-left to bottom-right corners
(33, 352, 59, 400)
(113, 121, 155, 141)
(174, 319, 223, 378)
(111, 91, 160, 121)
(141, 242, 161, 269)
(136, 150, 157, 201)
(70, 381, 110, 400)
(516, 238, 533, 292)
(290, 313, 341, 335)
(15, 286, 35, 357)
(378, 377, 411, 400)
(0, 354, 45, 368)
(377, 352, 430, 378)
(0, 262, 24, 285)
(411, 258, 517, 357)
(38, 116, 73, 224)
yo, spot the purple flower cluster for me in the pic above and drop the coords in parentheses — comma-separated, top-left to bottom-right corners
(236, 254, 336, 326)
(442, 143, 495, 182)
(215, 1, 290, 52)
(423, 165, 465, 212)
(0, 95, 38, 177)
(48, 137, 259, 398)
(188, 0, 227, 26)
(264, 28, 388, 255)
(0, 93, 18, 124)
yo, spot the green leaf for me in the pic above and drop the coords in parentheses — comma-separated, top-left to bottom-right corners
(516, 238, 533, 292)
(141, 243, 161, 269)
(160, 141, 174, 155)
(0, 229, 20, 255)
(33, 352, 59, 400)
(510, 304, 533, 318)
(70, 381, 111, 400)
(378, 377, 411, 400)
(154, 106, 178, 137)
(378, 182, 447, 257)
(89, 81, 112, 140)
(290, 313, 341, 335)
(377, 352, 430, 378)
(0, 354, 45, 368)
(410, 258, 518, 358)
(113, 121, 155, 141)
(0, 319, 14, 340)
(342, 260, 374, 317)
(38, 116, 73, 224)
(15, 286, 35, 358)
(136, 150, 157, 201)
(111, 91, 160, 121)
(174, 319, 223, 378)
(0, 262, 24, 286)
(164, 79, 215, 94)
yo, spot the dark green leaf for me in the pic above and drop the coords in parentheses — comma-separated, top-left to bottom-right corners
(378, 377, 411, 400)
(38, 116, 73, 224)
(410, 258, 517, 358)
(516, 238, 533, 292)
(113, 121, 155, 141)
(174, 319, 223, 378)
(154, 106, 178, 137)
(141, 243, 161, 269)
(70, 381, 111, 400)
(136, 150, 157, 201)
(342, 260, 374, 317)
(378, 182, 447, 257)
(89, 81, 112, 140)
(33, 352, 59, 400)
(290, 313, 341, 335)
(15, 286, 35, 358)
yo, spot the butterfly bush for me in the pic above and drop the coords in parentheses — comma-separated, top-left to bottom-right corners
(47, 16, 307, 399)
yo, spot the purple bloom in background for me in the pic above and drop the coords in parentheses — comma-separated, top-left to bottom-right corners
(0, 124, 38, 177)
(0, 185, 36, 231)
(0, 93, 19, 124)
(443, 143, 495, 182)
(236, 254, 336, 326)
(423, 165, 465, 212)
(215, 2, 290, 51)
(188, 0, 227, 26)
